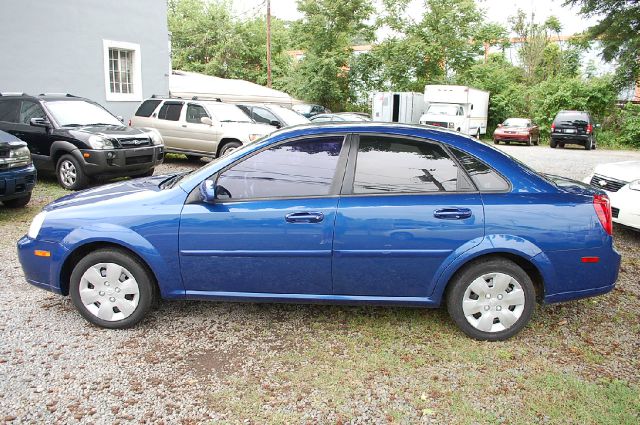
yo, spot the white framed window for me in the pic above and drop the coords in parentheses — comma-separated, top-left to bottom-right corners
(103, 40, 142, 102)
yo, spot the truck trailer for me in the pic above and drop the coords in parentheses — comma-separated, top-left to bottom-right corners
(419, 85, 489, 137)
(371, 92, 425, 124)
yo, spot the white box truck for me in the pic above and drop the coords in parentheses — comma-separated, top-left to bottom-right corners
(419, 85, 489, 137)
(371, 92, 425, 124)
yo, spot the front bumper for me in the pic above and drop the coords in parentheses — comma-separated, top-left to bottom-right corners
(0, 164, 37, 201)
(494, 133, 529, 142)
(17, 236, 68, 294)
(80, 146, 164, 177)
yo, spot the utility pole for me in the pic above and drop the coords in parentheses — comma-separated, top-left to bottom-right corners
(266, 0, 272, 88)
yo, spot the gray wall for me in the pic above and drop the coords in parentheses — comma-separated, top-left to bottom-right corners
(0, 0, 170, 120)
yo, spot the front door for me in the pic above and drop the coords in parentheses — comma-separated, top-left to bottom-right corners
(333, 134, 485, 297)
(179, 135, 347, 295)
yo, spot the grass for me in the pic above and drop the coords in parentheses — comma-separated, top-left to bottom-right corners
(0, 176, 67, 227)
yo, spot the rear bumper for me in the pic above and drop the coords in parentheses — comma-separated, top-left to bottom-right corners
(0, 164, 37, 201)
(550, 133, 590, 144)
(80, 146, 164, 177)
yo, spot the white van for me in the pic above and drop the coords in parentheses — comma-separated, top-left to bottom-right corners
(371, 92, 425, 124)
(419, 85, 489, 137)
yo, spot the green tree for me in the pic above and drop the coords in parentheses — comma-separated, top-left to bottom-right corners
(565, 0, 640, 87)
(291, 0, 375, 111)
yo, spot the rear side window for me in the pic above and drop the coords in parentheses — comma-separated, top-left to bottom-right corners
(449, 147, 510, 192)
(157, 102, 183, 121)
(251, 107, 278, 125)
(215, 136, 344, 200)
(0, 100, 20, 123)
(135, 99, 162, 117)
(353, 136, 467, 194)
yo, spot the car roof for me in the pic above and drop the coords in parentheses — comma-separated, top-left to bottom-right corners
(0, 93, 90, 102)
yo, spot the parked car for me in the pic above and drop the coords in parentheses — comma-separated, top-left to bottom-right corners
(131, 97, 274, 160)
(584, 161, 640, 231)
(0, 93, 163, 190)
(0, 129, 36, 207)
(310, 113, 372, 122)
(550, 110, 598, 150)
(493, 118, 540, 146)
(18, 123, 620, 341)
(237, 103, 310, 128)
(292, 103, 331, 118)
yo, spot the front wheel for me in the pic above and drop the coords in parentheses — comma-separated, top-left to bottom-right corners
(70, 249, 156, 329)
(493, 139, 499, 144)
(219, 141, 242, 157)
(446, 258, 535, 341)
(57, 154, 89, 190)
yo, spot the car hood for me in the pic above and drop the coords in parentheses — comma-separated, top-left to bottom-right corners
(67, 125, 149, 140)
(593, 161, 640, 183)
(44, 175, 172, 212)
(220, 122, 276, 135)
(0, 130, 27, 148)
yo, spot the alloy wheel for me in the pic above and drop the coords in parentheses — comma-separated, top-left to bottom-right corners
(59, 160, 77, 187)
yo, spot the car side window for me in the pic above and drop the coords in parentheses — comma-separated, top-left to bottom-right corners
(251, 107, 278, 125)
(0, 100, 20, 123)
(157, 102, 183, 121)
(186, 104, 209, 124)
(215, 136, 344, 200)
(135, 99, 162, 117)
(352, 136, 468, 194)
(449, 147, 510, 192)
(19, 101, 47, 124)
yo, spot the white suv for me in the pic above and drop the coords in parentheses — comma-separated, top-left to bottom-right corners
(130, 97, 275, 159)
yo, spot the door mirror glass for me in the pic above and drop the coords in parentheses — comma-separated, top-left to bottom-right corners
(30, 117, 50, 128)
(199, 180, 217, 203)
(270, 120, 282, 128)
(201, 117, 213, 126)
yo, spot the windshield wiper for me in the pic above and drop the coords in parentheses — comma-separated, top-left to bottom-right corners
(61, 123, 84, 127)
(88, 123, 119, 126)
(219, 119, 250, 123)
(159, 171, 190, 189)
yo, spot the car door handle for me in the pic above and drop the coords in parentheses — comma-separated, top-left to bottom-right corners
(433, 208, 473, 220)
(181, 124, 187, 127)
(285, 212, 324, 223)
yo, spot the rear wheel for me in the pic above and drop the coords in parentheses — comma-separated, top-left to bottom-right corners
(559, 142, 565, 148)
(550, 138, 557, 148)
(447, 258, 535, 341)
(3, 193, 31, 208)
(584, 138, 593, 150)
(57, 154, 89, 190)
(534, 136, 540, 146)
(70, 249, 155, 329)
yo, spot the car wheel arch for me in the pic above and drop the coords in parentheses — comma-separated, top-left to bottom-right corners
(50, 140, 82, 165)
(216, 138, 243, 157)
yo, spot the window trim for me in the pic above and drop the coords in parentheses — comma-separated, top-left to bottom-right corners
(341, 133, 480, 197)
(157, 101, 184, 121)
(103, 40, 143, 102)
(200, 133, 352, 204)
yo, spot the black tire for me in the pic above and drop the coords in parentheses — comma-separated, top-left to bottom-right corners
(446, 258, 536, 341)
(559, 143, 565, 148)
(56, 154, 89, 190)
(505, 141, 510, 145)
(69, 248, 156, 329)
(584, 137, 592, 150)
(3, 192, 31, 208)
(534, 137, 540, 146)
(185, 155, 202, 162)
(550, 138, 557, 148)
(493, 139, 499, 144)
(219, 141, 242, 157)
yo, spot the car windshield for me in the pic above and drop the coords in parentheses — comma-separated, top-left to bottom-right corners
(427, 104, 462, 116)
(503, 118, 530, 127)
(292, 104, 313, 114)
(46, 100, 122, 127)
(270, 105, 310, 125)
(204, 103, 253, 123)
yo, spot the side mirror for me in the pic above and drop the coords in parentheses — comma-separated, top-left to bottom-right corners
(199, 180, 216, 203)
(30, 117, 50, 128)
(201, 117, 213, 126)
(497, 123, 503, 128)
(116, 115, 124, 123)
(270, 120, 282, 128)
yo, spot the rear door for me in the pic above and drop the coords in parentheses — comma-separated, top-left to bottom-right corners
(153, 101, 184, 148)
(332, 134, 485, 297)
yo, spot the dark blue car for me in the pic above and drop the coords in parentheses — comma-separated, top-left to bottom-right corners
(1, 129, 36, 207)
(17, 123, 620, 340)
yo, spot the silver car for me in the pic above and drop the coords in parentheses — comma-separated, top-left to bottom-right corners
(131, 97, 275, 159)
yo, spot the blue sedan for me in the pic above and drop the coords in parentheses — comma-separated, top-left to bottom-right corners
(17, 123, 621, 340)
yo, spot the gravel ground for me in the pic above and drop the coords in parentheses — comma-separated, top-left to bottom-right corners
(1, 150, 639, 424)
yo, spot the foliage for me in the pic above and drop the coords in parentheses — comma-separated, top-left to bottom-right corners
(565, 0, 640, 88)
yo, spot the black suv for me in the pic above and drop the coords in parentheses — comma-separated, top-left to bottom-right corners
(0, 129, 36, 207)
(550, 110, 597, 150)
(0, 93, 164, 189)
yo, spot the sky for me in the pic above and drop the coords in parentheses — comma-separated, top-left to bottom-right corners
(233, 0, 600, 37)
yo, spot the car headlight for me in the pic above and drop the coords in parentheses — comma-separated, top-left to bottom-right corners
(28, 211, 47, 239)
(5, 146, 32, 168)
(249, 133, 262, 142)
(87, 135, 114, 150)
(143, 128, 163, 146)
(629, 179, 640, 191)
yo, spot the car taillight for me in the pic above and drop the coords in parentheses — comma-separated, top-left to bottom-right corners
(551, 123, 555, 132)
(593, 194, 612, 235)
(586, 124, 593, 134)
